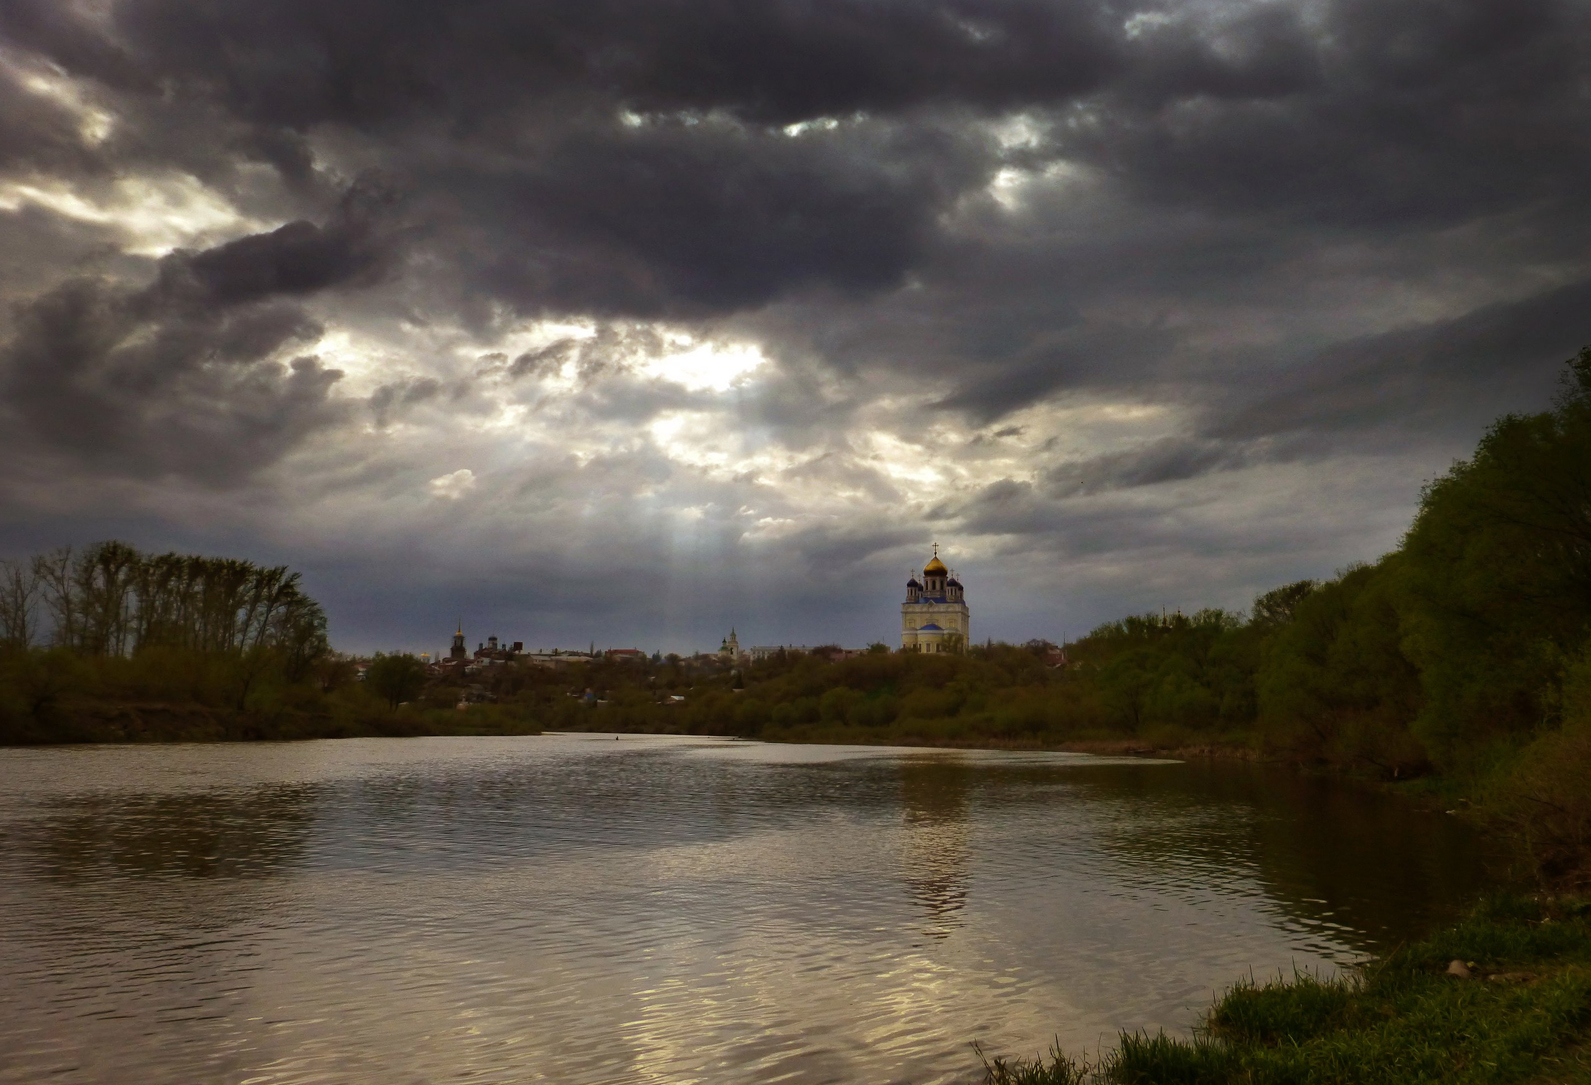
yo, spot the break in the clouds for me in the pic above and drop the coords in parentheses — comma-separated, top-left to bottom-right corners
(0, 0, 1588, 653)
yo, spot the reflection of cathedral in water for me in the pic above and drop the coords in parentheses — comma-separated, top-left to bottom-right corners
(898, 758, 972, 938)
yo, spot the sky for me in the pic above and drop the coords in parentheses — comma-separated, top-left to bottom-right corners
(1, 0, 1589, 656)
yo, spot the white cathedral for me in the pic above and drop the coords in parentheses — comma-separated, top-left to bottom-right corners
(901, 545, 970, 653)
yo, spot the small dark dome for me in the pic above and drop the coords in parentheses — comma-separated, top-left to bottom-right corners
(946, 577, 962, 588)
(907, 577, 922, 587)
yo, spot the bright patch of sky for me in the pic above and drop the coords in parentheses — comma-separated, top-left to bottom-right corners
(0, 173, 270, 255)
(782, 117, 842, 137)
(6, 47, 117, 143)
(642, 339, 766, 391)
(427, 468, 476, 499)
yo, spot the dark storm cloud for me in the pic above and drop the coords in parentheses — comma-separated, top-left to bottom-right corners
(0, 178, 403, 483)
(85, 0, 1121, 127)
(930, 321, 1186, 424)
(504, 341, 580, 382)
(3, 0, 1119, 313)
(0, 0, 147, 94)
(951, 274, 1591, 503)
(1, 275, 340, 484)
(367, 377, 444, 428)
(1218, 276, 1591, 444)
(942, 274, 1591, 502)
(176, 183, 399, 304)
(9, 0, 1588, 327)
(483, 325, 666, 387)
(2, 0, 1590, 649)
(934, 478, 1058, 537)
(1116, 3, 1324, 102)
(451, 120, 985, 316)
(1074, 0, 1591, 228)
(1044, 437, 1265, 496)
(0, 64, 97, 174)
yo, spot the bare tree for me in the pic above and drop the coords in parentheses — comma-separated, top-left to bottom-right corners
(73, 541, 140, 656)
(15, 542, 329, 666)
(31, 546, 77, 649)
(0, 558, 39, 649)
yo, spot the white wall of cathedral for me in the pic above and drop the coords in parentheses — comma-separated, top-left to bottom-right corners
(901, 605, 969, 627)
(900, 602, 970, 649)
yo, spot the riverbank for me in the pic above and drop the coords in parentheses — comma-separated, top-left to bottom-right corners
(983, 895, 1591, 1085)
(754, 718, 1275, 760)
(0, 698, 541, 744)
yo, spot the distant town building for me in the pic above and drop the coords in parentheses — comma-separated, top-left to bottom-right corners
(747, 644, 815, 662)
(449, 623, 468, 661)
(902, 544, 970, 653)
(524, 648, 596, 669)
(719, 628, 742, 661)
(472, 635, 522, 664)
(810, 645, 869, 662)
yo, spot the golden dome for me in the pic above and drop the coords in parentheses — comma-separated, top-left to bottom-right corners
(923, 547, 948, 576)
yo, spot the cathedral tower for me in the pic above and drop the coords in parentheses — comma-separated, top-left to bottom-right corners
(901, 545, 970, 653)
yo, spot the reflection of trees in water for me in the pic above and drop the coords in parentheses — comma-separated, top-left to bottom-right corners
(1072, 762, 1493, 951)
(21, 785, 316, 883)
(898, 758, 973, 938)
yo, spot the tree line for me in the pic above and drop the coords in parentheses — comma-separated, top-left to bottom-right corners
(1, 541, 328, 673)
(0, 541, 543, 744)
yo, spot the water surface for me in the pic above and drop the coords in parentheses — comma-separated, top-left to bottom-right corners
(0, 734, 1488, 1084)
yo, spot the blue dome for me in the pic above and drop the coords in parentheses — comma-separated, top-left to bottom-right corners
(919, 622, 944, 631)
(907, 577, 921, 587)
(946, 577, 962, 587)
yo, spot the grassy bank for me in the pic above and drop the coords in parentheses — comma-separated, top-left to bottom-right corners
(983, 896, 1591, 1085)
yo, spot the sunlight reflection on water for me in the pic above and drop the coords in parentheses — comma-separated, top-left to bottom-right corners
(0, 734, 1487, 1084)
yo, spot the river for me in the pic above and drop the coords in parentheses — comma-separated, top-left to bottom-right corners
(0, 733, 1488, 1084)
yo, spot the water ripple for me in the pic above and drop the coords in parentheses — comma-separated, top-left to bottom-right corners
(0, 735, 1488, 1084)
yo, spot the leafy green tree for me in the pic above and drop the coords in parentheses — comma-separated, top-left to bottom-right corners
(819, 686, 863, 723)
(1095, 645, 1158, 730)
(1251, 580, 1318, 627)
(1257, 559, 1424, 773)
(1399, 347, 1591, 762)
(366, 653, 428, 708)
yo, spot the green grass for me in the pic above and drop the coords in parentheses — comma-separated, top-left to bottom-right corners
(982, 897, 1591, 1085)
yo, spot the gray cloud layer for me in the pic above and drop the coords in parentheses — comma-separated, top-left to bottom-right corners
(0, 0, 1588, 651)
